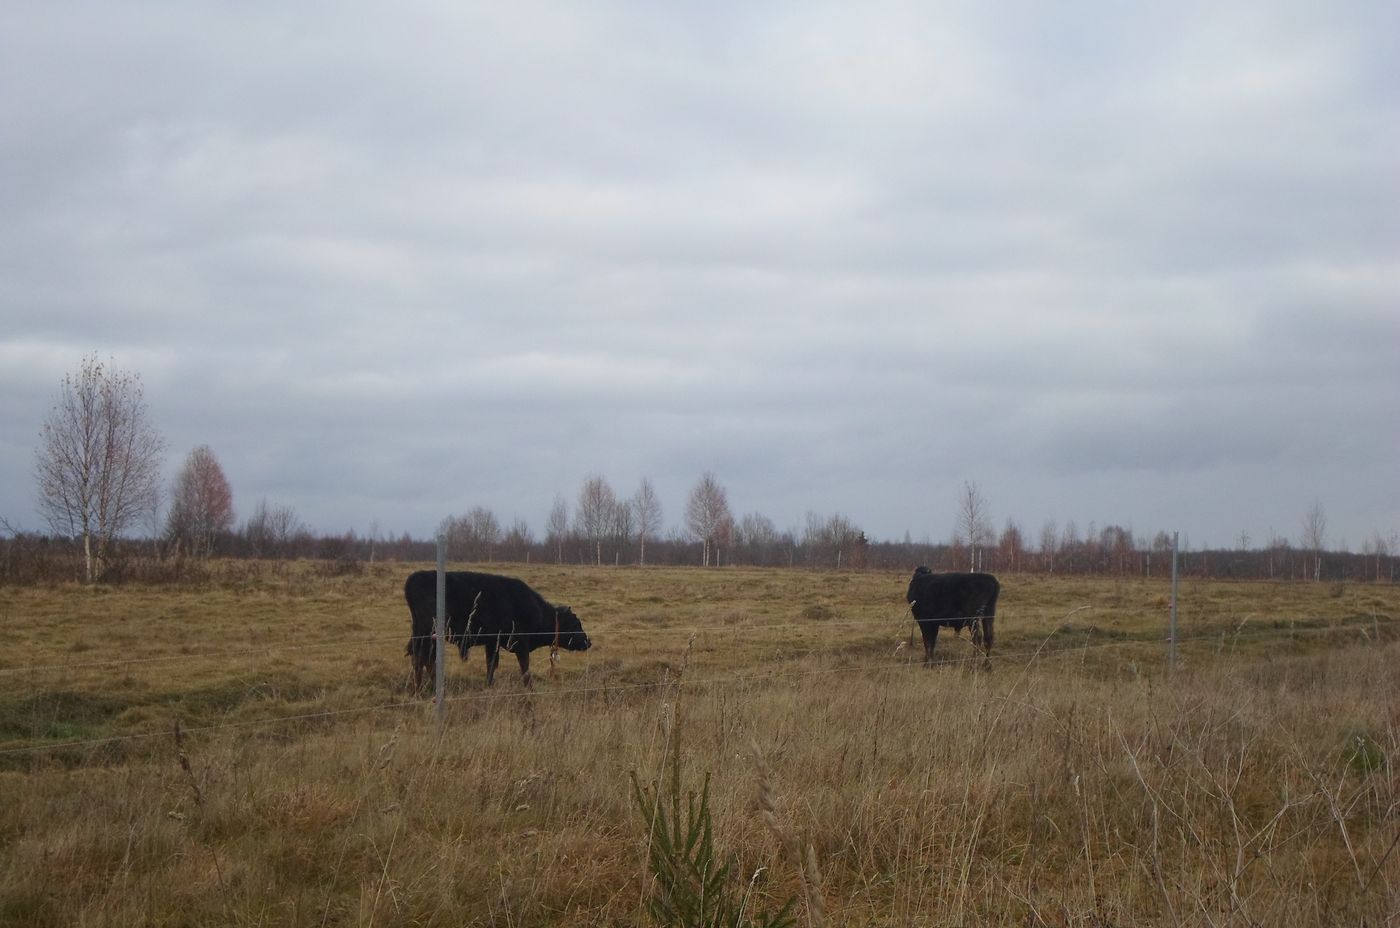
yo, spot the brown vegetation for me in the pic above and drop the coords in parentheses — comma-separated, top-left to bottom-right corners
(0, 564, 1397, 925)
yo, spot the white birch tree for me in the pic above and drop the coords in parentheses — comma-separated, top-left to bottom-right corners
(34, 355, 166, 581)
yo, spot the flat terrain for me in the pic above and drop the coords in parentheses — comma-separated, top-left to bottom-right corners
(1, 563, 1397, 926)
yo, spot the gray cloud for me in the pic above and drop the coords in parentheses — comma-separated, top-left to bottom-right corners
(2, 1, 1396, 551)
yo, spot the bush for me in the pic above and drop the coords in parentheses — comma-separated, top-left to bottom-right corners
(632, 747, 797, 928)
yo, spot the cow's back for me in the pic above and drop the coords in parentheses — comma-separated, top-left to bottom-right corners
(449, 571, 552, 641)
(907, 570, 1000, 622)
(405, 569, 555, 647)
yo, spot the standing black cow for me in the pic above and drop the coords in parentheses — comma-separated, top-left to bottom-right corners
(404, 570, 591, 690)
(905, 566, 1000, 664)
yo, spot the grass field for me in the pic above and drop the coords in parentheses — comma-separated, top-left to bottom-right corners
(1, 563, 1397, 926)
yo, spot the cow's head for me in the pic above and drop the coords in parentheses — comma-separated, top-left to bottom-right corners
(554, 605, 591, 651)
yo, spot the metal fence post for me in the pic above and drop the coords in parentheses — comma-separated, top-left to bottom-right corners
(1169, 531, 1179, 673)
(435, 533, 446, 728)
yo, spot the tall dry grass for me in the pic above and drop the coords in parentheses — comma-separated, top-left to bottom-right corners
(0, 563, 1396, 925)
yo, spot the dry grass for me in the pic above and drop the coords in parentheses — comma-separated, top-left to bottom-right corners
(0, 563, 1397, 926)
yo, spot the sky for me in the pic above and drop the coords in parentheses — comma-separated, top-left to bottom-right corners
(2, 1, 1397, 552)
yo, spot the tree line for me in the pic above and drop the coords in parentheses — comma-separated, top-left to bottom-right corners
(5, 355, 1395, 585)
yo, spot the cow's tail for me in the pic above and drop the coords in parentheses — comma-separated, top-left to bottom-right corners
(404, 575, 438, 690)
(977, 581, 1001, 655)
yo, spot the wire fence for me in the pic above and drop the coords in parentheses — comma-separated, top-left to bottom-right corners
(1, 608, 1394, 760)
(0, 602, 1381, 677)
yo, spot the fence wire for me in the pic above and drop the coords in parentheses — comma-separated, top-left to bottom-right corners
(0, 602, 1383, 677)
(1, 613, 1394, 759)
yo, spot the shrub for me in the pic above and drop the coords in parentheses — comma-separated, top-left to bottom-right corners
(632, 746, 797, 928)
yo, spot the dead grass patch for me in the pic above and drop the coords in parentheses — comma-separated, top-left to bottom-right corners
(0, 564, 1397, 925)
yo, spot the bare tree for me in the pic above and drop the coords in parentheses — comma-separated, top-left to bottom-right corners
(610, 499, 634, 565)
(956, 480, 993, 572)
(34, 355, 167, 582)
(471, 506, 501, 561)
(714, 512, 736, 567)
(367, 520, 382, 563)
(165, 445, 234, 557)
(502, 517, 533, 562)
(545, 494, 569, 564)
(684, 471, 731, 567)
(998, 518, 1025, 573)
(736, 512, 780, 565)
(242, 499, 307, 558)
(1039, 518, 1059, 573)
(439, 506, 501, 562)
(1100, 524, 1135, 575)
(438, 513, 465, 556)
(1264, 529, 1290, 580)
(632, 478, 663, 566)
(1148, 530, 1175, 578)
(1365, 531, 1390, 583)
(1061, 520, 1081, 573)
(802, 511, 862, 568)
(1302, 499, 1327, 581)
(576, 475, 617, 566)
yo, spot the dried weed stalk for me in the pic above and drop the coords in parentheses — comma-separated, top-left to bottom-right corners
(748, 739, 826, 928)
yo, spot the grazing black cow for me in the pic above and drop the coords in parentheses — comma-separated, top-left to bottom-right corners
(403, 570, 591, 691)
(905, 566, 1000, 664)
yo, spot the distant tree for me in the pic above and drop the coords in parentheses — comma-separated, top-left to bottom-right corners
(367, 520, 381, 562)
(684, 472, 731, 567)
(1365, 530, 1395, 583)
(546, 494, 569, 564)
(1302, 500, 1327, 581)
(632, 478, 663, 566)
(610, 499, 634, 565)
(998, 518, 1025, 573)
(1099, 524, 1135, 575)
(165, 445, 235, 557)
(1149, 530, 1175, 577)
(438, 513, 464, 556)
(714, 512, 736, 566)
(1039, 519, 1059, 573)
(956, 481, 993, 571)
(735, 512, 780, 566)
(802, 511, 863, 568)
(34, 355, 167, 582)
(502, 517, 533, 562)
(576, 475, 617, 566)
(242, 499, 307, 558)
(471, 506, 501, 561)
(1264, 530, 1290, 580)
(439, 506, 501, 562)
(1061, 521, 1081, 573)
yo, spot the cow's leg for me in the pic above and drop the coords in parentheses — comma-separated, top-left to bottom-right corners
(920, 623, 940, 664)
(409, 637, 431, 693)
(485, 641, 500, 686)
(969, 612, 994, 654)
(516, 650, 532, 688)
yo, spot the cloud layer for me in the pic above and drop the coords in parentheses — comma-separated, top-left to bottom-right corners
(2, 1, 1397, 550)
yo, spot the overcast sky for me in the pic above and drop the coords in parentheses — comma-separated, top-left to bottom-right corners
(2, 2, 1397, 552)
